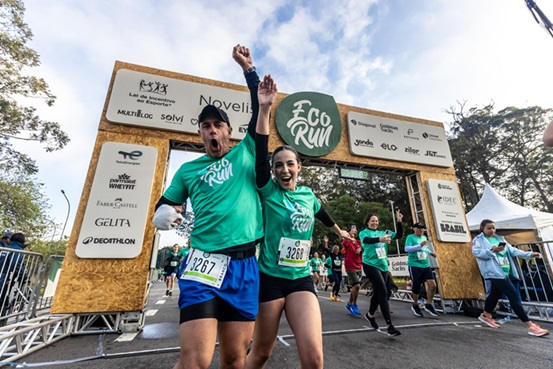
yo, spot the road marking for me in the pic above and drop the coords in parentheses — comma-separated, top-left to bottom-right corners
(155, 300, 166, 305)
(277, 335, 290, 346)
(115, 332, 139, 342)
(145, 309, 158, 316)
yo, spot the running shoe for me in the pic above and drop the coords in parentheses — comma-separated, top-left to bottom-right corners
(351, 304, 362, 316)
(411, 304, 424, 317)
(314, 285, 319, 294)
(478, 314, 500, 328)
(423, 304, 439, 317)
(330, 292, 336, 301)
(168, 291, 172, 297)
(387, 325, 401, 337)
(528, 323, 550, 337)
(165, 290, 169, 296)
(345, 304, 355, 315)
(364, 313, 379, 329)
(334, 294, 342, 302)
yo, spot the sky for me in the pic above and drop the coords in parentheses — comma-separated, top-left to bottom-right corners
(12, 0, 553, 246)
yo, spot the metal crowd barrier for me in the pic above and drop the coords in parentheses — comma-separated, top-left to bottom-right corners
(0, 248, 63, 325)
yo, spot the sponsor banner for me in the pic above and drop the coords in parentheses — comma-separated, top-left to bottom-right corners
(275, 92, 342, 156)
(106, 69, 252, 140)
(389, 255, 409, 277)
(347, 111, 453, 167)
(426, 179, 471, 242)
(76, 142, 158, 258)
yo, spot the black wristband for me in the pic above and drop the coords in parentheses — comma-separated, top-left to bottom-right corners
(244, 66, 256, 75)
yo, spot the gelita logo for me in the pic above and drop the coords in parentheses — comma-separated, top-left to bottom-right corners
(200, 158, 233, 187)
(276, 92, 342, 157)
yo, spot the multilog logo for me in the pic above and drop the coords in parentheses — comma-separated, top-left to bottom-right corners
(354, 138, 374, 148)
(82, 237, 135, 245)
(116, 109, 153, 119)
(96, 198, 138, 209)
(109, 174, 137, 190)
(139, 79, 168, 95)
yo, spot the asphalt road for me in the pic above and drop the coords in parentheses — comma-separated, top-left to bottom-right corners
(12, 281, 553, 369)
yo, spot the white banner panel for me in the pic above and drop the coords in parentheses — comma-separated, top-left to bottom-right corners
(389, 255, 410, 277)
(427, 179, 471, 242)
(347, 111, 453, 167)
(76, 142, 158, 258)
(106, 69, 252, 140)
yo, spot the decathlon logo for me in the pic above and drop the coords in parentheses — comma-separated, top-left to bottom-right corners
(275, 92, 342, 157)
(82, 237, 136, 245)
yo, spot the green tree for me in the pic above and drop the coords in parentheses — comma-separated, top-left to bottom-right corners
(0, 173, 52, 238)
(0, 0, 69, 175)
(447, 102, 553, 212)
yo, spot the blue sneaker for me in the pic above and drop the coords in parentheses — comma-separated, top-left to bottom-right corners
(345, 304, 354, 315)
(351, 304, 362, 316)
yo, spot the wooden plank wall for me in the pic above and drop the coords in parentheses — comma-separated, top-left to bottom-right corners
(52, 61, 483, 314)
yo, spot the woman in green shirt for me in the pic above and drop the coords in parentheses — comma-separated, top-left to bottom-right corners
(244, 75, 350, 369)
(310, 252, 323, 293)
(359, 211, 403, 336)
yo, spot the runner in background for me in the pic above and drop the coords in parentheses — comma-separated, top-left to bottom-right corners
(404, 223, 439, 317)
(310, 252, 323, 293)
(360, 210, 403, 336)
(328, 245, 344, 302)
(343, 225, 363, 316)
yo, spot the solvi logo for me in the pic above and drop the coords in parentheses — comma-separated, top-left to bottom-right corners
(275, 92, 342, 156)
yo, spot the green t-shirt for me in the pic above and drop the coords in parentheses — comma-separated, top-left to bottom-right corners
(405, 234, 431, 268)
(257, 180, 321, 280)
(162, 135, 263, 252)
(486, 236, 510, 276)
(311, 257, 322, 273)
(360, 228, 396, 272)
(178, 247, 190, 261)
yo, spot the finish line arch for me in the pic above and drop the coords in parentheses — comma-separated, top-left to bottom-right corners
(52, 61, 482, 315)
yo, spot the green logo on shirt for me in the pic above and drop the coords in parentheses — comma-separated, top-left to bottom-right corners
(275, 92, 342, 156)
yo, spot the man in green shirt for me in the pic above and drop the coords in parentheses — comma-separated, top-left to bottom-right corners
(153, 45, 263, 369)
(404, 223, 439, 317)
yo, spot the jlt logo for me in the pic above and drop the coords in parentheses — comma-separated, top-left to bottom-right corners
(201, 158, 233, 187)
(287, 100, 333, 149)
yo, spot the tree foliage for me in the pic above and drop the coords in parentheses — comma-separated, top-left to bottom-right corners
(447, 102, 553, 212)
(0, 173, 52, 238)
(0, 0, 69, 175)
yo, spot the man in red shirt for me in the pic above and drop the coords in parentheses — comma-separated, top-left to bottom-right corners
(342, 225, 363, 316)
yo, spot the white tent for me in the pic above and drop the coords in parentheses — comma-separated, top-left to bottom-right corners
(466, 184, 553, 241)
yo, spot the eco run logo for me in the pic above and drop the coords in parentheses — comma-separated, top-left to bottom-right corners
(276, 92, 342, 157)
